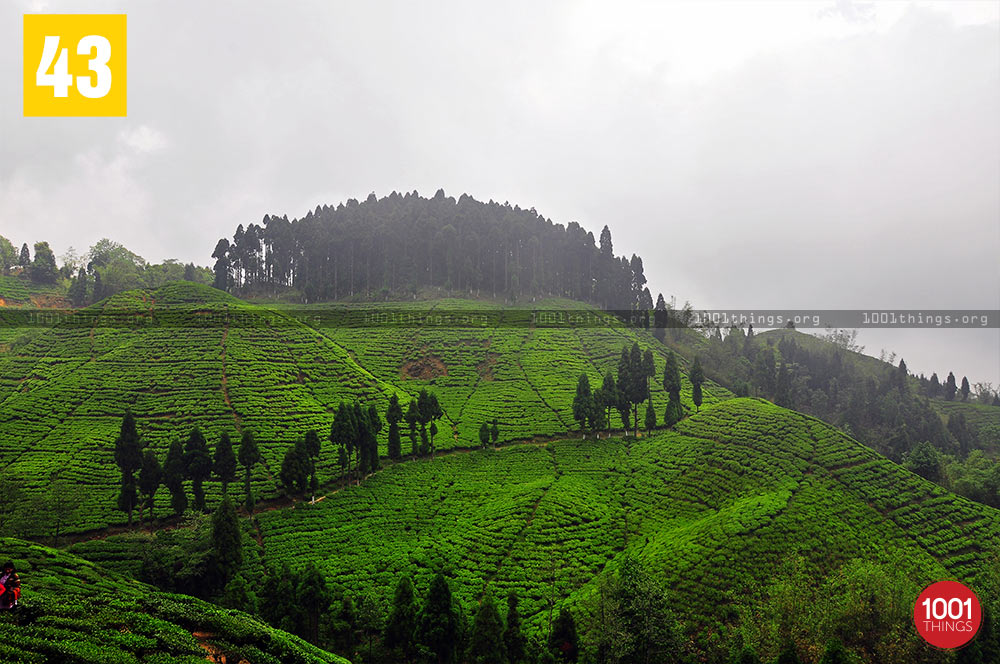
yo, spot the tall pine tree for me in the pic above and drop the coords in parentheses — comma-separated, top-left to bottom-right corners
(137, 449, 162, 524)
(214, 432, 237, 494)
(662, 351, 683, 427)
(114, 411, 143, 526)
(387, 393, 404, 460)
(504, 591, 527, 664)
(163, 438, 187, 516)
(468, 593, 505, 664)
(237, 430, 260, 513)
(572, 373, 594, 434)
(211, 494, 243, 588)
(385, 575, 418, 661)
(183, 427, 212, 512)
(945, 372, 958, 401)
(690, 355, 704, 412)
(418, 573, 459, 663)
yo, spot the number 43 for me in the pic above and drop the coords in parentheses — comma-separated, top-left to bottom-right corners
(36, 35, 112, 98)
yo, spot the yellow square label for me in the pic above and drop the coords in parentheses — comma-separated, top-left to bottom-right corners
(23, 14, 127, 117)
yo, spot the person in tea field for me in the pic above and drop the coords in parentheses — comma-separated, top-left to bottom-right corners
(0, 561, 20, 610)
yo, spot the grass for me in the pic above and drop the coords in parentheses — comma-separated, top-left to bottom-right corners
(0, 537, 348, 664)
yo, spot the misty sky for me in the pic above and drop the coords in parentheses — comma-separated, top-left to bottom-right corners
(1, 0, 998, 386)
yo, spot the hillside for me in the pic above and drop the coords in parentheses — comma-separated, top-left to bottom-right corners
(0, 537, 348, 664)
(929, 398, 1000, 456)
(0, 274, 67, 308)
(242, 398, 999, 660)
(0, 282, 728, 535)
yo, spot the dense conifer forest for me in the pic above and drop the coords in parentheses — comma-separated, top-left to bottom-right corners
(209, 190, 653, 308)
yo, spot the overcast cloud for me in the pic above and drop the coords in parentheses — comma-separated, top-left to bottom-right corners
(1, 0, 998, 385)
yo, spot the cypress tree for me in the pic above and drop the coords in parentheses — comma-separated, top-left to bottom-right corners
(137, 449, 162, 523)
(357, 591, 384, 662)
(406, 399, 420, 457)
(897, 358, 908, 392)
(367, 404, 382, 471)
(628, 343, 646, 433)
(297, 561, 331, 644)
(304, 430, 321, 495)
(387, 393, 404, 460)
(237, 430, 260, 513)
(775, 362, 790, 407)
(279, 440, 311, 495)
(183, 427, 212, 512)
(961, 376, 971, 401)
(163, 438, 187, 516)
(490, 419, 499, 446)
(690, 355, 705, 412)
(503, 591, 526, 664)
(331, 402, 357, 475)
(598, 372, 619, 433)
(945, 372, 957, 400)
(929, 372, 941, 397)
(652, 293, 667, 343)
(642, 348, 655, 394)
(479, 422, 490, 448)
(618, 346, 633, 434)
(18, 243, 29, 266)
(417, 572, 459, 663)
(331, 594, 358, 655)
(214, 431, 237, 494)
(114, 411, 143, 526)
(211, 494, 243, 587)
(548, 608, 578, 662)
(572, 373, 594, 433)
(645, 399, 656, 431)
(416, 391, 444, 455)
(337, 444, 348, 475)
(468, 593, 505, 664)
(385, 575, 418, 661)
(353, 402, 368, 471)
(663, 352, 682, 427)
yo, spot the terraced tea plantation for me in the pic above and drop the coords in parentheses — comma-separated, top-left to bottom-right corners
(0, 282, 727, 534)
(0, 537, 348, 664)
(257, 399, 1000, 642)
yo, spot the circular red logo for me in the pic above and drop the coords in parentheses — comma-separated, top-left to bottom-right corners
(913, 581, 981, 649)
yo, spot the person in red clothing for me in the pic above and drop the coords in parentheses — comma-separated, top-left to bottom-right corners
(0, 561, 20, 610)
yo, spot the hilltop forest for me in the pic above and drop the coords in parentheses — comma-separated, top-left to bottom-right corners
(208, 190, 653, 308)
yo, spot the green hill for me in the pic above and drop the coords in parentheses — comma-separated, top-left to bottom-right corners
(0, 282, 728, 535)
(0, 537, 348, 664)
(248, 398, 999, 657)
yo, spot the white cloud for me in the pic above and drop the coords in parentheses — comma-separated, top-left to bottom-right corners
(118, 125, 168, 154)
